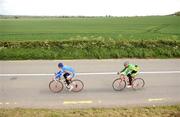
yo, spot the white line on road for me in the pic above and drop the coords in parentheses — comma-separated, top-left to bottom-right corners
(0, 74, 53, 77)
(0, 102, 18, 105)
(0, 71, 180, 77)
(77, 72, 116, 75)
(63, 100, 93, 105)
(148, 98, 165, 102)
(141, 71, 180, 74)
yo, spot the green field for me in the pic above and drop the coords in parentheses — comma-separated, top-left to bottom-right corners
(0, 16, 180, 59)
(0, 105, 180, 117)
(0, 16, 180, 41)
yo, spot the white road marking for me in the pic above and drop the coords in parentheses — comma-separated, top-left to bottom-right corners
(0, 102, 18, 105)
(77, 72, 116, 75)
(141, 71, 180, 74)
(98, 100, 102, 104)
(0, 71, 180, 77)
(148, 98, 165, 102)
(0, 74, 52, 77)
(63, 100, 93, 105)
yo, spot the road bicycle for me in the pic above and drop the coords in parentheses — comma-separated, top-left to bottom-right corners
(112, 74, 145, 91)
(49, 77, 84, 93)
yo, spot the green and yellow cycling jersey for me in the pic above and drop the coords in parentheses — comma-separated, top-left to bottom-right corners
(121, 64, 140, 76)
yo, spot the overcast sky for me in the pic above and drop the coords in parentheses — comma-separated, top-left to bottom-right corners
(0, 0, 180, 16)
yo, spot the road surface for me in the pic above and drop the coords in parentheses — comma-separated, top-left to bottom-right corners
(0, 59, 180, 108)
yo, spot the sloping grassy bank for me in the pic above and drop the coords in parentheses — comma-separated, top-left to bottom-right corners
(0, 39, 180, 60)
(0, 105, 180, 117)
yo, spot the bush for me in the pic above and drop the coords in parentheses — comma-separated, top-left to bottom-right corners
(0, 39, 179, 60)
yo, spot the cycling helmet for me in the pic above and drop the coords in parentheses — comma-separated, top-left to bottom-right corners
(124, 61, 129, 66)
(58, 63, 64, 68)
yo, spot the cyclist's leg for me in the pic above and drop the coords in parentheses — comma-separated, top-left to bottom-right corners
(130, 70, 138, 82)
(127, 74, 132, 85)
(63, 73, 71, 85)
(131, 70, 138, 78)
(64, 72, 74, 91)
(128, 70, 138, 85)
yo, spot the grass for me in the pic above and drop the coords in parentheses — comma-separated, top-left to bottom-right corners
(0, 16, 180, 41)
(0, 105, 180, 117)
(0, 16, 180, 59)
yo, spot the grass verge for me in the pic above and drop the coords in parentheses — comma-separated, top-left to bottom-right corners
(0, 105, 180, 117)
(0, 39, 180, 60)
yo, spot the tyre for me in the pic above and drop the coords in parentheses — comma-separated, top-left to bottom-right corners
(112, 78, 126, 91)
(132, 78, 145, 90)
(49, 80, 64, 93)
(71, 79, 84, 92)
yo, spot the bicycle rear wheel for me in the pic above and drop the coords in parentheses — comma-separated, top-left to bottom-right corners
(132, 78, 145, 90)
(112, 78, 126, 91)
(71, 79, 84, 92)
(49, 80, 64, 93)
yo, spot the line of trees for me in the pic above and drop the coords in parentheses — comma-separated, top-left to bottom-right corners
(174, 11, 180, 16)
(0, 11, 180, 19)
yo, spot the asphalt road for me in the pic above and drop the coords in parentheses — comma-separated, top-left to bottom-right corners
(0, 59, 180, 108)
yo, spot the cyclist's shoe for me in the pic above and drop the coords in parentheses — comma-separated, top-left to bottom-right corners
(69, 85, 73, 91)
(126, 85, 132, 88)
(66, 85, 70, 89)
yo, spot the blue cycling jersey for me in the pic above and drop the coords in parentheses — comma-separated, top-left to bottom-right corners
(55, 65, 75, 79)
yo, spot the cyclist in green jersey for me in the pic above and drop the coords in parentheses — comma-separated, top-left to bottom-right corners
(118, 61, 140, 86)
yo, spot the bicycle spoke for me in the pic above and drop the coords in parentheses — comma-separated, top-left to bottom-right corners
(49, 80, 63, 93)
(112, 78, 126, 91)
(132, 78, 145, 90)
(71, 80, 84, 92)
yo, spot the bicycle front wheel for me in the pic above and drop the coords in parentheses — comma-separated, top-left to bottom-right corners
(112, 78, 126, 91)
(49, 80, 64, 93)
(132, 78, 145, 90)
(71, 79, 84, 92)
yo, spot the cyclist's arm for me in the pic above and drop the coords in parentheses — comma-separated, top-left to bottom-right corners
(55, 71, 63, 80)
(64, 70, 76, 79)
(121, 67, 130, 76)
(71, 72, 76, 78)
(120, 67, 126, 73)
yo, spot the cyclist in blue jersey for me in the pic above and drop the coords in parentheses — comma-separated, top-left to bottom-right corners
(53, 63, 76, 91)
